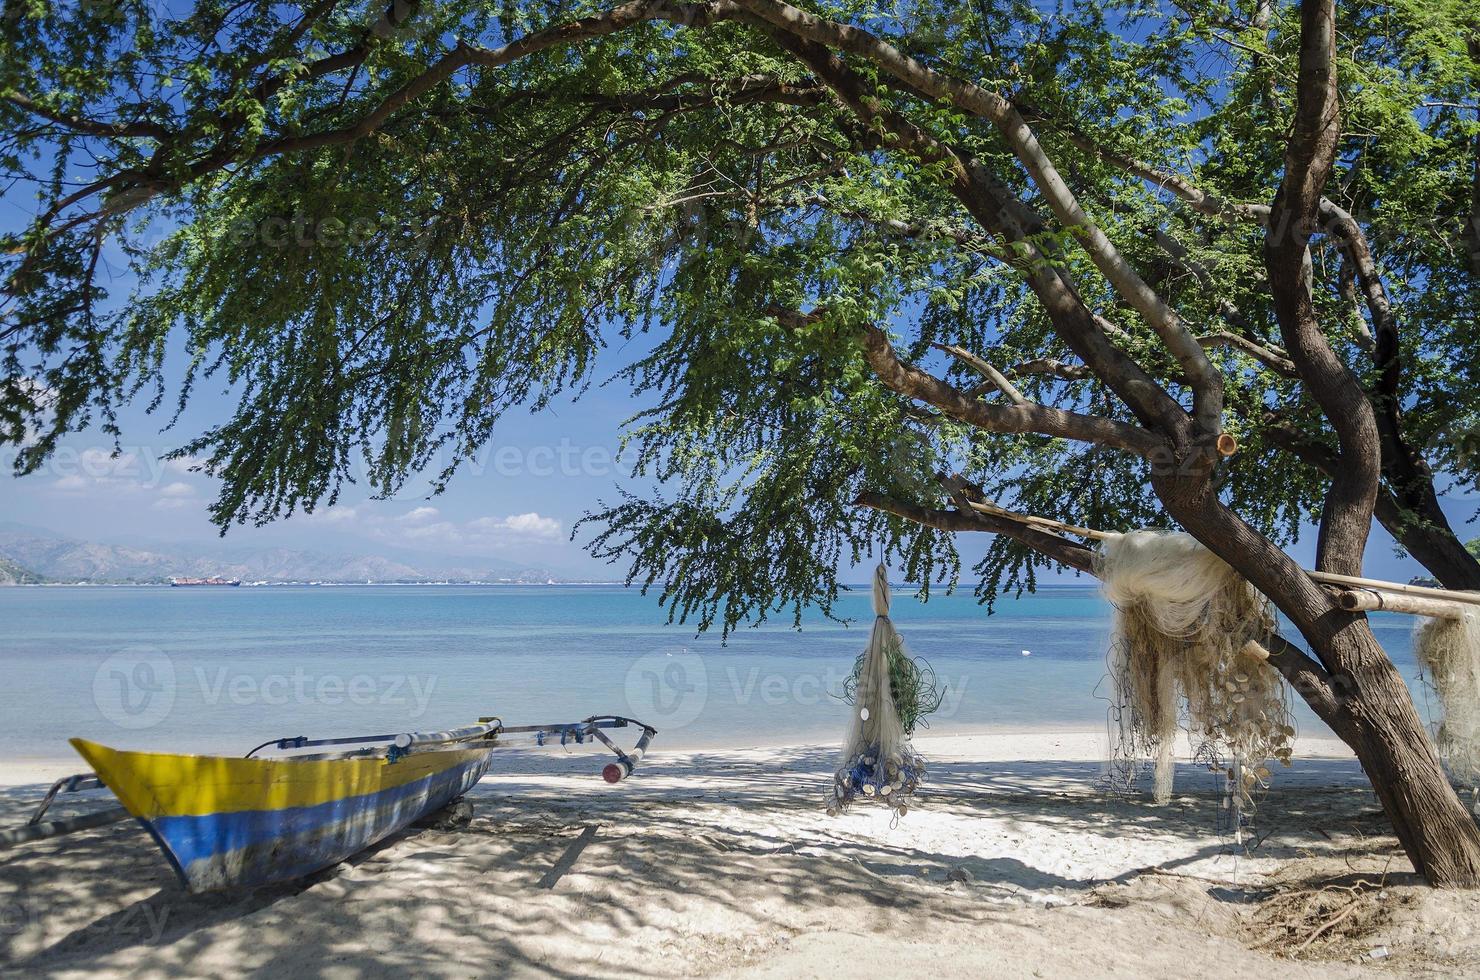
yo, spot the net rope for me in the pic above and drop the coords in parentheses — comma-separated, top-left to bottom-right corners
(1414, 608, 1480, 814)
(1095, 531, 1295, 825)
(827, 564, 940, 818)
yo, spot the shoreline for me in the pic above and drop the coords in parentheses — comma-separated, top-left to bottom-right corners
(0, 727, 1360, 783)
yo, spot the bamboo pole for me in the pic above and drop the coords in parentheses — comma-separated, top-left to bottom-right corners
(0, 807, 130, 849)
(1333, 588, 1464, 620)
(961, 500, 1480, 611)
(1307, 570, 1480, 609)
(964, 500, 1113, 541)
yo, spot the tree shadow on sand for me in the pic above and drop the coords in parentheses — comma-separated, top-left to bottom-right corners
(0, 746, 1400, 977)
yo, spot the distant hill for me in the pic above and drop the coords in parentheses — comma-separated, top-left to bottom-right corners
(0, 555, 44, 585)
(0, 524, 569, 585)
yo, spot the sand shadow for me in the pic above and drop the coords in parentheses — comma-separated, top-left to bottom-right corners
(0, 745, 1401, 976)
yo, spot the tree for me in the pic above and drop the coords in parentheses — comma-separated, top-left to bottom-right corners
(4, 1, 1480, 882)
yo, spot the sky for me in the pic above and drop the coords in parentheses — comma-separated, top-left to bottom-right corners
(0, 337, 659, 578)
(0, 218, 1468, 584)
(1, 316, 1472, 586)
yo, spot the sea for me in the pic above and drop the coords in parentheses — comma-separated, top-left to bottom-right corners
(0, 584, 1436, 760)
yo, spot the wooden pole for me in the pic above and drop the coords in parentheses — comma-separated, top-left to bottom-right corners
(964, 500, 1113, 541)
(1333, 588, 1464, 620)
(961, 503, 1480, 605)
(1308, 571, 1480, 609)
(0, 807, 130, 849)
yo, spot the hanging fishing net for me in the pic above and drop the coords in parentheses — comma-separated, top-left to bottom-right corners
(1096, 531, 1294, 821)
(827, 564, 942, 818)
(1414, 608, 1480, 813)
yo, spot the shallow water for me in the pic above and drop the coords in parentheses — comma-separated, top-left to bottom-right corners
(0, 584, 1432, 758)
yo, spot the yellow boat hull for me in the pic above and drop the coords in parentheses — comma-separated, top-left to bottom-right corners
(72, 738, 494, 891)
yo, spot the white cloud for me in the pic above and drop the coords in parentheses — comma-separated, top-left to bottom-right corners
(397, 520, 459, 542)
(306, 505, 361, 524)
(296, 503, 565, 552)
(152, 497, 192, 511)
(53, 474, 87, 492)
(159, 481, 195, 499)
(397, 506, 440, 524)
(469, 512, 562, 540)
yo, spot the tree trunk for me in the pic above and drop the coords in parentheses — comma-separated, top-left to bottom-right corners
(1158, 475, 1480, 886)
(1262, 426, 1480, 591)
(1314, 625, 1480, 886)
(1378, 490, 1480, 591)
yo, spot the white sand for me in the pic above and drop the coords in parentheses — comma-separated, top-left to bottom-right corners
(3, 730, 1477, 977)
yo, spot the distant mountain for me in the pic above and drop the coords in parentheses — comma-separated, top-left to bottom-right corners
(0, 555, 44, 585)
(0, 524, 569, 585)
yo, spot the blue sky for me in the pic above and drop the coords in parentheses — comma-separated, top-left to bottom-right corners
(1, 316, 1469, 587)
(0, 337, 658, 577)
(0, 214, 1466, 583)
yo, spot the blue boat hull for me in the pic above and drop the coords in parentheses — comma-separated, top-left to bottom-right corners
(73, 740, 496, 891)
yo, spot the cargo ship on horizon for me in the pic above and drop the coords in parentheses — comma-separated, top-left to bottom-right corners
(169, 577, 242, 587)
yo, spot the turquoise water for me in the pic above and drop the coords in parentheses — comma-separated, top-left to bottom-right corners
(0, 584, 1433, 759)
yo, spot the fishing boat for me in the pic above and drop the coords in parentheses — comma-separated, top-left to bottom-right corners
(3, 715, 655, 892)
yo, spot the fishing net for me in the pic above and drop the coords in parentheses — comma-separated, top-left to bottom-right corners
(1414, 608, 1480, 813)
(1096, 531, 1294, 820)
(827, 564, 941, 818)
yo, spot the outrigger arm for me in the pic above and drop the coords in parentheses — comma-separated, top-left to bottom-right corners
(479, 715, 657, 782)
(0, 773, 130, 849)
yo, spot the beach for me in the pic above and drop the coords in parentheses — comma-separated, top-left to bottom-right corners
(2, 587, 1473, 976)
(6, 729, 1479, 977)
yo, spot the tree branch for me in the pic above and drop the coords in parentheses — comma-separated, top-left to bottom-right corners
(932, 343, 1028, 404)
(522, 75, 828, 112)
(3, 92, 169, 140)
(1197, 331, 1299, 378)
(855, 487, 1337, 711)
(761, 28, 1191, 441)
(858, 324, 1165, 455)
(1264, 0, 1376, 577)
(734, 0, 1223, 437)
(1008, 358, 1094, 382)
(16, 0, 745, 248)
(1262, 633, 1341, 721)
(854, 489, 1095, 572)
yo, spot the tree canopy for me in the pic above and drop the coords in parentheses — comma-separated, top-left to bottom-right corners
(0, 0, 1475, 620)
(6, 0, 1480, 883)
